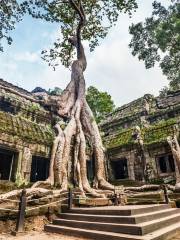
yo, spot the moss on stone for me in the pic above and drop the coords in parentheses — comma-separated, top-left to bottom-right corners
(143, 118, 178, 146)
(104, 117, 179, 149)
(104, 128, 134, 149)
(0, 90, 51, 125)
(0, 111, 54, 145)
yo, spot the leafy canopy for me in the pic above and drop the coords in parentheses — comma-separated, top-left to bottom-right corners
(0, 0, 53, 52)
(129, 0, 180, 90)
(36, 0, 138, 67)
(86, 86, 115, 123)
(0, 0, 25, 51)
(0, 0, 137, 67)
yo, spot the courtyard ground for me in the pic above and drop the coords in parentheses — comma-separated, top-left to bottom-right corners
(0, 231, 88, 240)
(0, 231, 180, 240)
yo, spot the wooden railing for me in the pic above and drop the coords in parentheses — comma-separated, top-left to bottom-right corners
(0, 185, 171, 234)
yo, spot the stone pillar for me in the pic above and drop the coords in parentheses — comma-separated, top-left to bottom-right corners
(127, 152, 135, 181)
(108, 157, 115, 182)
(15, 149, 23, 180)
(21, 147, 32, 182)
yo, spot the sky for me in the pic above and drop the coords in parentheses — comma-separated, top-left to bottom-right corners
(0, 0, 170, 106)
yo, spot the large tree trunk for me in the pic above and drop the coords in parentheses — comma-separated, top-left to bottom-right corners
(42, 1, 114, 196)
(7, 1, 114, 198)
(34, 23, 114, 196)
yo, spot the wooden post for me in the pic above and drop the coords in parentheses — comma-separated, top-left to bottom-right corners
(68, 188, 73, 210)
(15, 189, 27, 233)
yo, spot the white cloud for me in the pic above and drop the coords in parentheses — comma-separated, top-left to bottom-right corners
(84, 20, 168, 106)
(13, 51, 40, 63)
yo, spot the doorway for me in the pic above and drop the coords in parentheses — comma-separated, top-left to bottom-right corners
(156, 154, 175, 174)
(87, 157, 95, 185)
(0, 148, 16, 180)
(30, 156, 50, 182)
(111, 158, 128, 179)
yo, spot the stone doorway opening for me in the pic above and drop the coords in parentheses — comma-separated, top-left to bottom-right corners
(0, 148, 17, 181)
(87, 157, 95, 186)
(30, 156, 50, 182)
(156, 154, 175, 175)
(111, 158, 128, 180)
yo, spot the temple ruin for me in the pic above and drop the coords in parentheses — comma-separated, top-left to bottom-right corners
(0, 78, 179, 186)
(100, 91, 180, 183)
(0, 79, 54, 184)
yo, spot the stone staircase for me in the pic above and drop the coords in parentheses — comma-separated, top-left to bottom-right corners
(45, 204, 180, 240)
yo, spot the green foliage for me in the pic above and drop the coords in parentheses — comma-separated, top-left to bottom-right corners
(159, 86, 170, 97)
(86, 86, 115, 123)
(129, 0, 180, 89)
(0, 0, 137, 67)
(0, 0, 25, 51)
(40, 0, 138, 67)
(159, 85, 180, 97)
(48, 87, 63, 96)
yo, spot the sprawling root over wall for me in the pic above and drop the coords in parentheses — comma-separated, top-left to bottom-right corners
(167, 131, 180, 188)
(36, 36, 114, 197)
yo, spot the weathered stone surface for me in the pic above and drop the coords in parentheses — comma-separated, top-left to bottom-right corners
(100, 90, 180, 183)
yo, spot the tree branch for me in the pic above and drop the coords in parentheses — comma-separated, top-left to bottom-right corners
(69, 0, 85, 22)
(68, 0, 86, 67)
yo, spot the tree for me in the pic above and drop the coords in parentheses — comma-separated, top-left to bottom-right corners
(0, 0, 53, 52)
(129, 0, 180, 90)
(86, 86, 115, 124)
(38, 0, 137, 197)
(0, 0, 24, 51)
(48, 87, 63, 96)
(0, 0, 137, 196)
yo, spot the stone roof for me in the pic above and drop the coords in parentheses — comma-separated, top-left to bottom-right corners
(0, 79, 56, 148)
(0, 78, 35, 98)
(0, 110, 54, 146)
(104, 118, 179, 150)
(100, 91, 180, 130)
(0, 80, 54, 126)
(100, 94, 155, 127)
(101, 90, 180, 150)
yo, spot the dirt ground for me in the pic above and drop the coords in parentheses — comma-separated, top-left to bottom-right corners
(0, 231, 180, 240)
(0, 230, 180, 240)
(0, 231, 88, 240)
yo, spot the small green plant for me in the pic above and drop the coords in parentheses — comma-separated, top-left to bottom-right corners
(15, 172, 28, 188)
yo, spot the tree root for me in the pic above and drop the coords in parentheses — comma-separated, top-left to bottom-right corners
(0, 188, 52, 202)
(124, 185, 160, 192)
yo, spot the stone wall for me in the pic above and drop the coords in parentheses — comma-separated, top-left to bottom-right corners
(101, 90, 180, 183)
(0, 79, 55, 183)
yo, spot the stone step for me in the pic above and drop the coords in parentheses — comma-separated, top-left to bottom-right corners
(67, 204, 170, 216)
(53, 212, 180, 235)
(45, 221, 180, 240)
(140, 213, 180, 235)
(58, 208, 178, 224)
